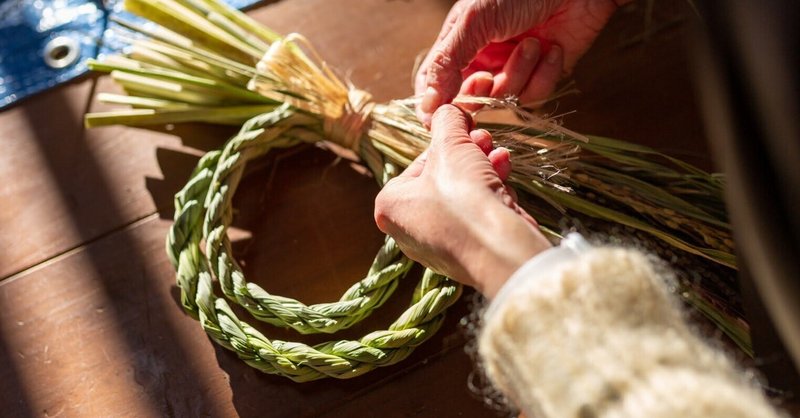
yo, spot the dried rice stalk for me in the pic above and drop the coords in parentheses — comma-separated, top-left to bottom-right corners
(85, 0, 749, 380)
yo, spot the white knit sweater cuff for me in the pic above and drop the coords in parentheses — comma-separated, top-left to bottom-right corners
(485, 233, 592, 321)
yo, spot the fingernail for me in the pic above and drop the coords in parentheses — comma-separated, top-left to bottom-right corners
(521, 38, 540, 60)
(546, 45, 561, 64)
(473, 72, 494, 97)
(457, 106, 475, 131)
(469, 129, 493, 154)
(420, 86, 442, 114)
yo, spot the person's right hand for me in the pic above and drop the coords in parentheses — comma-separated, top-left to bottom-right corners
(374, 105, 552, 298)
(415, 0, 623, 125)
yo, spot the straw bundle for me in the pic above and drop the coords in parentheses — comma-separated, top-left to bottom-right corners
(85, 0, 747, 380)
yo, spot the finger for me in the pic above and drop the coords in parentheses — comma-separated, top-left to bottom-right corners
(374, 186, 402, 235)
(435, 0, 467, 43)
(415, 51, 434, 99)
(430, 105, 474, 153)
(376, 154, 425, 233)
(491, 37, 541, 98)
(519, 45, 563, 107)
(466, 42, 518, 75)
(420, 4, 500, 117)
(458, 71, 494, 112)
(460, 71, 494, 97)
(505, 182, 519, 202)
(416, 49, 447, 127)
(488, 147, 512, 181)
(468, 129, 493, 155)
(414, 1, 468, 98)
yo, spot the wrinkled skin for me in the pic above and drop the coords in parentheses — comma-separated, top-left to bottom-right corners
(374, 105, 551, 298)
(382, 1, 624, 295)
(415, 0, 621, 124)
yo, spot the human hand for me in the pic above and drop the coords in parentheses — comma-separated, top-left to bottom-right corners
(415, 0, 622, 124)
(374, 105, 552, 298)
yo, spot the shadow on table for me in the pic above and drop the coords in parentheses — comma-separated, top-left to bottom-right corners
(0, 330, 35, 418)
(11, 79, 231, 416)
(143, 133, 491, 416)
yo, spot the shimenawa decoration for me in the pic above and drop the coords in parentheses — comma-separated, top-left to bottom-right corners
(85, 0, 747, 381)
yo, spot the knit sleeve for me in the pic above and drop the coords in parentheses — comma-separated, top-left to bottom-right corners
(478, 244, 783, 418)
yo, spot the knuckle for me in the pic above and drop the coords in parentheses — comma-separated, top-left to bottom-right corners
(425, 57, 461, 100)
(431, 106, 474, 149)
(373, 195, 393, 233)
(461, 2, 493, 44)
(431, 104, 461, 127)
(414, 68, 429, 95)
(427, 51, 454, 88)
(474, 0, 500, 32)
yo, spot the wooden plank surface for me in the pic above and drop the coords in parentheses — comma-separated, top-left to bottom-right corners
(0, 211, 478, 417)
(0, 0, 719, 417)
(557, 2, 711, 171)
(0, 0, 455, 280)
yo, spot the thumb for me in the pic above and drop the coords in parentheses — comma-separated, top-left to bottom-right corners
(430, 105, 474, 152)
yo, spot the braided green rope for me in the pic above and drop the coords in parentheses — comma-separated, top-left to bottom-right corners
(196, 267, 459, 382)
(167, 104, 462, 381)
(80, 0, 752, 379)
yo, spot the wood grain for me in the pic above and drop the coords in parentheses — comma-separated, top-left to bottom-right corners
(0, 0, 729, 417)
(0, 152, 485, 417)
(0, 0, 455, 280)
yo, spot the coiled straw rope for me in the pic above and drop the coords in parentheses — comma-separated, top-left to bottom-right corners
(85, 0, 750, 376)
(167, 87, 462, 380)
(163, 34, 590, 381)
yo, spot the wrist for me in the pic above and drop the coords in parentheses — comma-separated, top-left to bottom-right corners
(460, 198, 552, 298)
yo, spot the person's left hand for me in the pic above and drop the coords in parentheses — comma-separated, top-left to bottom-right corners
(374, 105, 552, 298)
(414, 0, 621, 125)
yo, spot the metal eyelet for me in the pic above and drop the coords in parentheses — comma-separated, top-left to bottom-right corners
(43, 36, 80, 69)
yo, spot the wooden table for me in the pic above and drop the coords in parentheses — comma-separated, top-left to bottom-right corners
(0, 1, 709, 416)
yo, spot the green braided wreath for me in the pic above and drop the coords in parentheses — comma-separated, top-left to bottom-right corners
(167, 103, 462, 382)
(80, 0, 750, 382)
